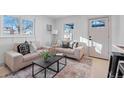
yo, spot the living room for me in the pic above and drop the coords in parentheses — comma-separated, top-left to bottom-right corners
(1, 0, 124, 93)
(0, 15, 124, 78)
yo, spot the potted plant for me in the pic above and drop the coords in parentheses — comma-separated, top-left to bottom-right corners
(40, 51, 51, 62)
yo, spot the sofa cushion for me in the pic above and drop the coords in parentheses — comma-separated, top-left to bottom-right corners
(55, 48, 74, 54)
(23, 52, 39, 62)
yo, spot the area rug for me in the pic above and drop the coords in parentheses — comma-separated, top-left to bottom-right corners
(5, 57, 92, 78)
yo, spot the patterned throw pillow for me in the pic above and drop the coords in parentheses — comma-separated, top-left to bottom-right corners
(17, 41, 30, 55)
(73, 42, 79, 49)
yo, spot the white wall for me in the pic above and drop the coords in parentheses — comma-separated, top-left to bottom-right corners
(55, 16, 88, 42)
(111, 15, 124, 46)
(0, 15, 55, 64)
(55, 15, 112, 56)
(35, 15, 55, 45)
(111, 15, 120, 44)
(0, 15, 123, 64)
(118, 15, 124, 45)
(55, 16, 89, 55)
(55, 15, 113, 42)
(55, 15, 124, 57)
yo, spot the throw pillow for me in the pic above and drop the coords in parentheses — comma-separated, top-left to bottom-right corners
(69, 41, 75, 49)
(62, 41, 69, 48)
(17, 41, 30, 55)
(29, 42, 37, 53)
(24, 41, 30, 53)
(73, 42, 78, 49)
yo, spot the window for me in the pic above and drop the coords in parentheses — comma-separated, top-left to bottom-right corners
(3, 15, 34, 36)
(64, 24, 74, 40)
(22, 19, 33, 35)
(3, 16, 20, 35)
(91, 20, 105, 28)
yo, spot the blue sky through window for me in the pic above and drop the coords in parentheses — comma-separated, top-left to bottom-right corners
(4, 16, 19, 32)
(64, 24, 74, 40)
(3, 16, 33, 35)
(64, 24, 74, 33)
(92, 20, 105, 27)
(22, 19, 33, 35)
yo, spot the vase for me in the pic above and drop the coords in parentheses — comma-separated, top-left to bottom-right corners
(43, 58, 48, 62)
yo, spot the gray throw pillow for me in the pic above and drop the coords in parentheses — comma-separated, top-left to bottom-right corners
(62, 41, 69, 48)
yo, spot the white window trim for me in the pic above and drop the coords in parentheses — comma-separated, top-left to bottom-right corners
(0, 15, 35, 38)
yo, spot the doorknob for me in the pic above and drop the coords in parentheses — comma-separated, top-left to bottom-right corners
(89, 36, 92, 40)
(89, 38, 92, 40)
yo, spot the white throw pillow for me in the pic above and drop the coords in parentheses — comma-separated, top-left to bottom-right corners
(73, 43, 76, 49)
(30, 42, 37, 53)
(69, 41, 74, 48)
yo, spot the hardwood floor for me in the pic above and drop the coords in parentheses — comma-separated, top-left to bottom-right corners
(0, 56, 110, 78)
(89, 57, 109, 78)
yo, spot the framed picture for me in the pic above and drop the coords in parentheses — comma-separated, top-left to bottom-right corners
(47, 24, 52, 31)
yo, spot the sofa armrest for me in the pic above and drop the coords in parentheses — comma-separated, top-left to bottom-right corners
(5, 51, 23, 72)
(74, 46, 84, 60)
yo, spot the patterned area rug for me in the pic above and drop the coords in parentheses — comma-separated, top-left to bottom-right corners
(6, 57, 92, 78)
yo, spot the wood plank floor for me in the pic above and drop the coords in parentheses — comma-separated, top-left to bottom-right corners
(0, 56, 109, 78)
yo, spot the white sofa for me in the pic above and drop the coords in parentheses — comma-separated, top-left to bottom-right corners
(5, 41, 43, 72)
(55, 46, 84, 60)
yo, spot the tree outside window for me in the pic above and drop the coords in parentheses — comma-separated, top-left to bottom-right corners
(22, 19, 33, 35)
(3, 15, 34, 36)
(64, 24, 74, 41)
(3, 16, 20, 35)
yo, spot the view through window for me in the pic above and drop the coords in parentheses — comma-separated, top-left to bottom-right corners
(3, 16, 20, 35)
(3, 15, 34, 36)
(64, 24, 74, 40)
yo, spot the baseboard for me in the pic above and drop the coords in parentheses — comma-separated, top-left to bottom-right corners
(89, 56, 109, 60)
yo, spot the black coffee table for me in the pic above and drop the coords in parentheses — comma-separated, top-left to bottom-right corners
(32, 55, 67, 78)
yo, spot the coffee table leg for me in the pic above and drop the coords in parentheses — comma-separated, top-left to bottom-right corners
(65, 57, 67, 66)
(57, 61, 59, 72)
(44, 69, 46, 78)
(32, 64, 34, 78)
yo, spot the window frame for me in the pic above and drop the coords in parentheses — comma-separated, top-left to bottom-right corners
(1, 15, 35, 37)
(63, 23, 74, 41)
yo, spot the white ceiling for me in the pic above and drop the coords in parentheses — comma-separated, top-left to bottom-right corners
(46, 15, 71, 19)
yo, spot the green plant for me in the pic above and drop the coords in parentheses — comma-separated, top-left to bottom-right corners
(40, 51, 51, 61)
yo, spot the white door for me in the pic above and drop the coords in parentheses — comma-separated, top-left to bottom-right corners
(88, 17, 109, 59)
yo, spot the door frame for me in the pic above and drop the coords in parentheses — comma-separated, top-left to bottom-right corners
(88, 16, 112, 60)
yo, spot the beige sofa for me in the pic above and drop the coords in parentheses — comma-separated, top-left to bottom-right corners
(55, 46, 84, 60)
(5, 42, 43, 72)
